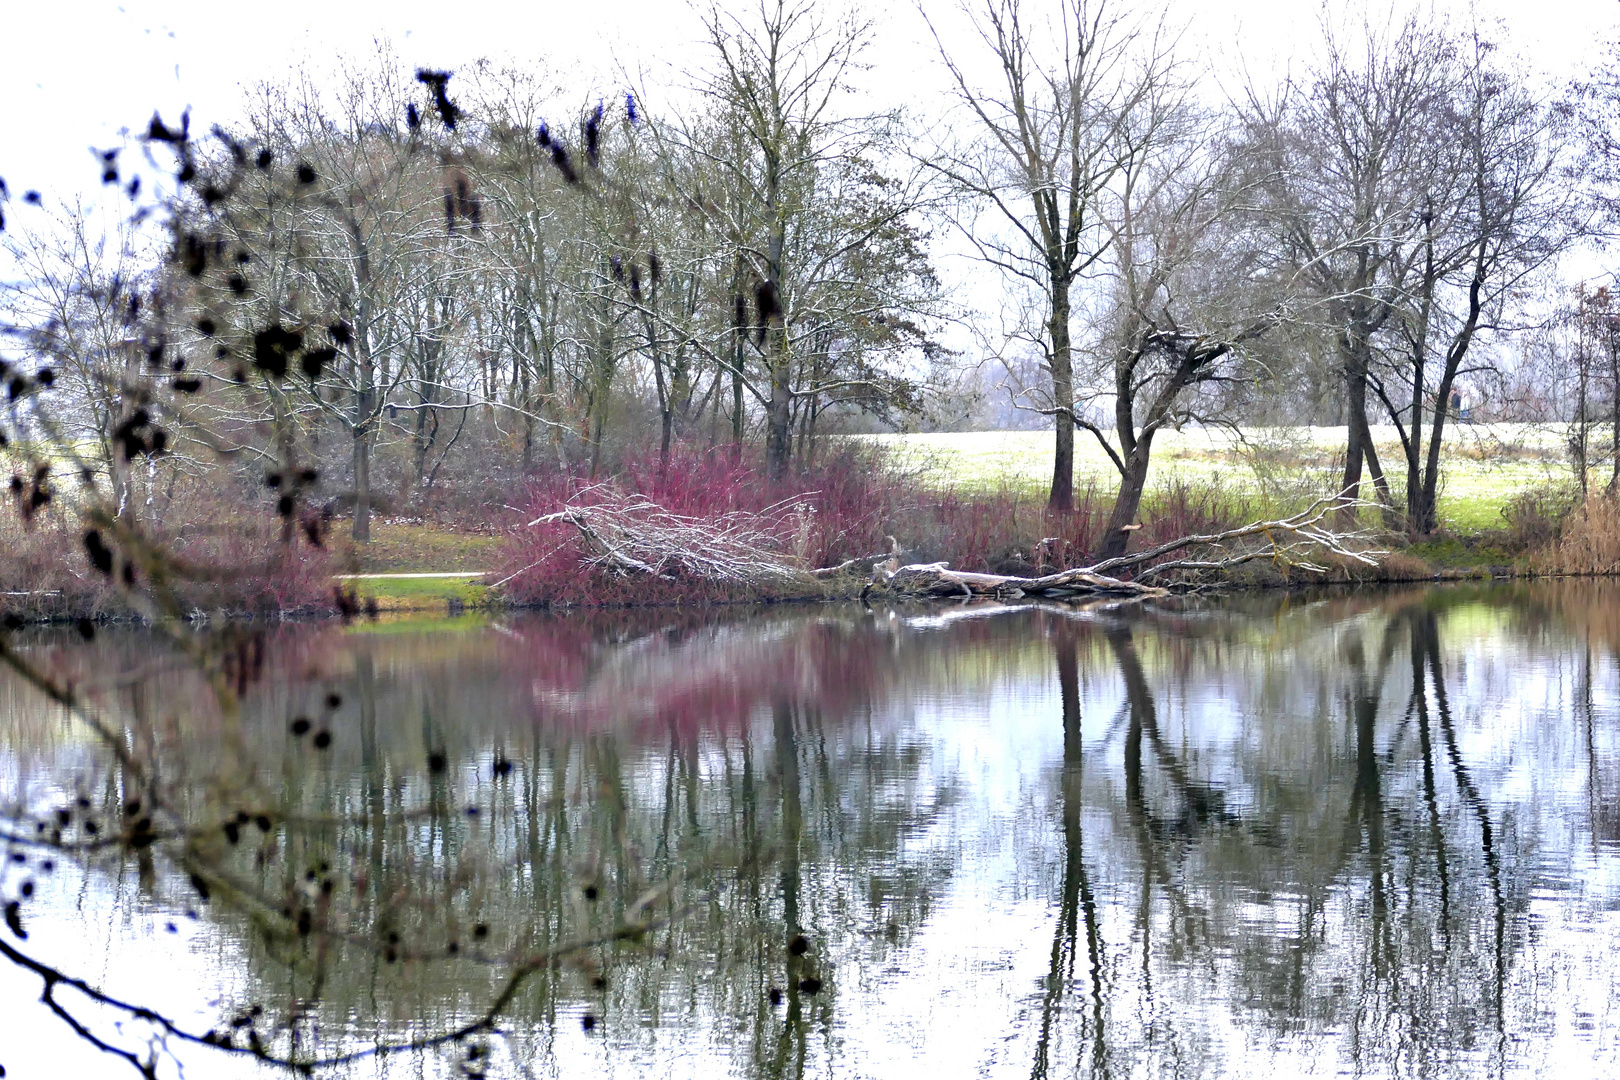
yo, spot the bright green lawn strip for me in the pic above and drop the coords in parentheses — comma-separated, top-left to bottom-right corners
(344, 575, 490, 606)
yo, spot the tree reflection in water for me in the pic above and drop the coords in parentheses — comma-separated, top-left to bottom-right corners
(1, 584, 1619, 1077)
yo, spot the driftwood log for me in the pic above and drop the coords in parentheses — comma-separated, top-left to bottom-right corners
(524, 491, 1385, 600)
(881, 562, 1163, 599)
(874, 499, 1384, 598)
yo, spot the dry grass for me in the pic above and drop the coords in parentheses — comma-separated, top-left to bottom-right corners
(1536, 494, 1620, 575)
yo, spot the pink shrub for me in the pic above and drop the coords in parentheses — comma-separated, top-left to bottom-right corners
(498, 442, 1262, 607)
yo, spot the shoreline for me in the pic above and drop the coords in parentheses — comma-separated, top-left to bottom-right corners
(0, 560, 1590, 628)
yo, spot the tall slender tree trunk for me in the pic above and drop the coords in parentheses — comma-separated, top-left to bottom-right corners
(1419, 372, 1458, 535)
(346, 213, 375, 545)
(761, 149, 792, 481)
(732, 304, 745, 455)
(520, 361, 535, 474)
(1609, 328, 1620, 495)
(1340, 335, 1370, 506)
(1418, 273, 1487, 532)
(110, 343, 141, 524)
(352, 423, 372, 545)
(1405, 339, 1428, 531)
(1048, 284, 1075, 514)
(1405, 229, 1437, 532)
(729, 255, 746, 459)
(764, 333, 793, 482)
(352, 346, 374, 545)
(588, 290, 614, 481)
(1340, 326, 1395, 525)
(1574, 334, 1590, 494)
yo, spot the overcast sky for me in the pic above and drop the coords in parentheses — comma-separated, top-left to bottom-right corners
(3, 0, 1615, 208)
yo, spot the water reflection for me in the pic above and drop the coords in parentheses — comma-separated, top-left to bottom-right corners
(1, 583, 1618, 1078)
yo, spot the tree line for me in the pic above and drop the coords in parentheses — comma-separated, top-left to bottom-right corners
(3, 0, 1618, 550)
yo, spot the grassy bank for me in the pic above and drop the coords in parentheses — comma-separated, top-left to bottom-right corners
(334, 426, 1599, 611)
(335, 573, 493, 613)
(4, 425, 1609, 623)
(860, 423, 1573, 533)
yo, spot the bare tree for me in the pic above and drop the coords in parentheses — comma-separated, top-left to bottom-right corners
(1086, 91, 1280, 558)
(1570, 38, 1620, 495)
(192, 62, 460, 544)
(1374, 32, 1569, 533)
(1241, 16, 1452, 518)
(677, 0, 938, 480)
(925, 0, 1167, 513)
(0, 202, 163, 521)
(1566, 286, 1620, 493)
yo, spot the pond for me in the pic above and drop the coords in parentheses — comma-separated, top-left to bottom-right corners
(1, 582, 1618, 1078)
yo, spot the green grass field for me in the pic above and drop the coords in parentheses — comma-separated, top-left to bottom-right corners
(334, 572, 492, 613)
(860, 423, 1578, 533)
(330, 522, 502, 611)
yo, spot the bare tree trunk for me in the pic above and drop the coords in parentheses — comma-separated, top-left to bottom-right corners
(1340, 329, 1394, 525)
(732, 302, 745, 455)
(1575, 343, 1591, 494)
(1340, 336, 1369, 507)
(1098, 437, 1154, 560)
(346, 212, 376, 545)
(763, 144, 791, 481)
(352, 424, 372, 546)
(351, 355, 375, 546)
(1418, 274, 1487, 532)
(1049, 287, 1075, 514)
(764, 333, 792, 482)
(520, 360, 535, 474)
(1420, 370, 1460, 534)
(110, 342, 140, 525)
(1609, 325, 1620, 496)
(588, 290, 614, 482)
(1364, 426, 1393, 508)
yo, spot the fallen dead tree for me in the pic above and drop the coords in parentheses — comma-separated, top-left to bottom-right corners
(523, 490, 1386, 601)
(523, 487, 818, 588)
(878, 499, 1385, 598)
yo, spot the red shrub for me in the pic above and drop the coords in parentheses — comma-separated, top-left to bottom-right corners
(1140, 477, 1257, 549)
(498, 443, 1259, 607)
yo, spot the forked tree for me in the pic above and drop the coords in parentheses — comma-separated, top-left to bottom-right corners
(924, 0, 1166, 514)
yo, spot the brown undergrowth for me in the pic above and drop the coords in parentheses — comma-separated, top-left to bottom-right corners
(2, 485, 334, 622)
(1533, 493, 1620, 576)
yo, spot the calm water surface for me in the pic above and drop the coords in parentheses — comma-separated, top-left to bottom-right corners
(2, 582, 1618, 1078)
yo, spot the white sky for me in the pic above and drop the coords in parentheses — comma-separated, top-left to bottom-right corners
(2, 0, 1615, 206)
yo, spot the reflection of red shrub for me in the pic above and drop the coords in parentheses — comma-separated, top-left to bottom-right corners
(502, 611, 896, 737)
